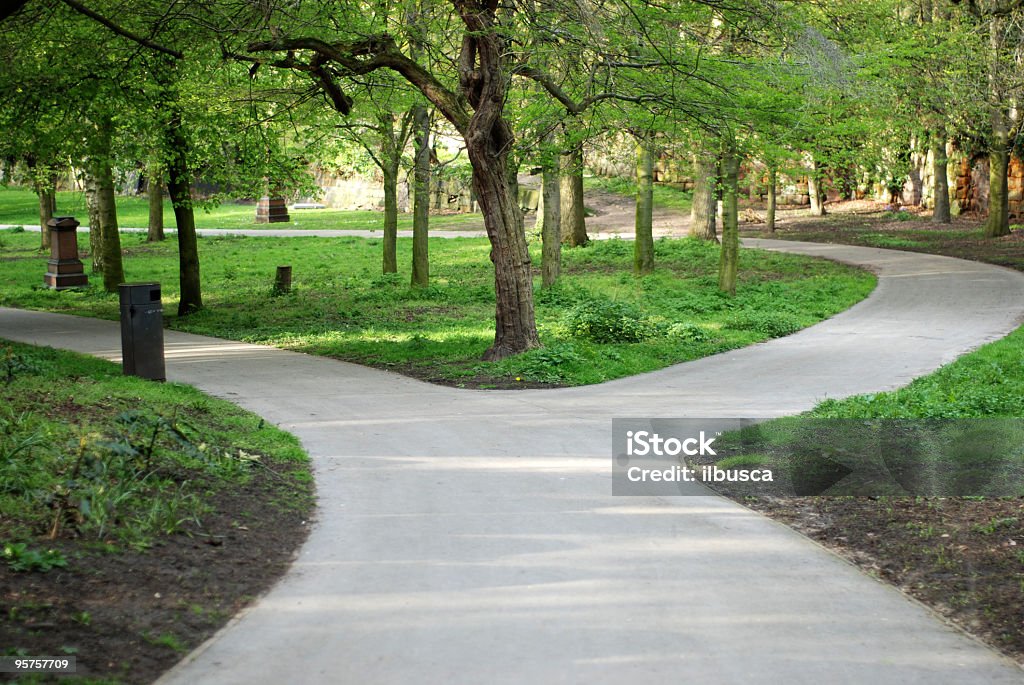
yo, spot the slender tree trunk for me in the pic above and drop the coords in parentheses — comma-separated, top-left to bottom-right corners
(83, 172, 103, 273)
(634, 137, 654, 275)
(166, 107, 202, 315)
(690, 147, 718, 241)
(382, 164, 399, 274)
(985, 143, 1010, 237)
(931, 137, 951, 224)
(93, 118, 125, 294)
(559, 141, 588, 246)
(765, 166, 777, 233)
(719, 141, 740, 296)
(37, 184, 54, 250)
(147, 161, 165, 241)
(411, 105, 431, 288)
(807, 155, 826, 216)
(541, 146, 562, 288)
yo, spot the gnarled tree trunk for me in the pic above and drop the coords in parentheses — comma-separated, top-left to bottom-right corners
(458, 1, 540, 360)
(765, 166, 777, 233)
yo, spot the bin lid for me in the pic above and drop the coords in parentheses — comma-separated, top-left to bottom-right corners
(118, 282, 162, 305)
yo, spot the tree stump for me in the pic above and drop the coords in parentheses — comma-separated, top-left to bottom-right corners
(272, 265, 292, 296)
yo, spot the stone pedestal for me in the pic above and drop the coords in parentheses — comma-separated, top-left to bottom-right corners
(44, 216, 88, 289)
(256, 196, 290, 223)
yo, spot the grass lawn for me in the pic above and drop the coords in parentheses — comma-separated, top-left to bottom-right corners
(0, 186, 484, 232)
(0, 228, 874, 387)
(1, 339, 313, 682)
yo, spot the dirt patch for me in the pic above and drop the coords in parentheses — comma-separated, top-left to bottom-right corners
(1, 460, 313, 684)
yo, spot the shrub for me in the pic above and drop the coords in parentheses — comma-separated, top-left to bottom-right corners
(665, 322, 711, 342)
(507, 343, 582, 383)
(725, 310, 803, 337)
(566, 299, 654, 343)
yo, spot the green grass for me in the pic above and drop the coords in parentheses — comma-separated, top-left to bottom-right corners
(0, 339, 310, 549)
(584, 175, 694, 212)
(0, 228, 875, 386)
(0, 186, 483, 232)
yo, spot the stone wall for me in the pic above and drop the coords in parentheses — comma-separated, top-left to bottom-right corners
(953, 155, 1024, 220)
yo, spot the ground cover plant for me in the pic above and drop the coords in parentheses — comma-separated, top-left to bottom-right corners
(0, 187, 483, 233)
(0, 228, 874, 388)
(0, 340, 314, 684)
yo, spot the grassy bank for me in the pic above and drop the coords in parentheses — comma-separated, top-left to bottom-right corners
(0, 228, 874, 387)
(1, 339, 313, 683)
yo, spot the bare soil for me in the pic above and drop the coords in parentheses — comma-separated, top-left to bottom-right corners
(1, 460, 312, 684)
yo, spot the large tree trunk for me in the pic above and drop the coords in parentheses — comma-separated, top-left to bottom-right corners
(559, 141, 588, 246)
(690, 147, 718, 241)
(540, 142, 562, 288)
(91, 118, 125, 293)
(931, 136, 951, 224)
(718, 142, 740, 296)
(147, 161, 165, 241)
(166, 107, 202, 315)
(456, 4, 540, 360)
(411, 105, 431, 288)
(634, 137, 654, 275)
(83, 172, 103, 273)
(765, 166, 777, 233)
(382, 164, 399, 274)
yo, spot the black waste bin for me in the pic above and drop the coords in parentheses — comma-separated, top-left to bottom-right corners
(119, 282, 166, 381)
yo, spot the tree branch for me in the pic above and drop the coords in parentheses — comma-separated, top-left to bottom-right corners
(59, 0, 183, 60)
(247, 35, 471, 132)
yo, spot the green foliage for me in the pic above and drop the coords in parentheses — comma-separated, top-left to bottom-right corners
(0, 339, 310, 556)
(497, 343, 583, 383)
(665, 322, 711, 342)
(2, 542, 67, 572)
(566, 298, 655, 343)
(725, 310, 804, 337)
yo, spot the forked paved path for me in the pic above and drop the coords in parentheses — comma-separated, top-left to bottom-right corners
(3, 239, 1024, 684)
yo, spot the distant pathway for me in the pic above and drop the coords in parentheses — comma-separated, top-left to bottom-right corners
(2, 239, 1024, 684)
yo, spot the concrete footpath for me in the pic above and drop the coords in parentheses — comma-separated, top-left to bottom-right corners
(2, 239, 1024, 684)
